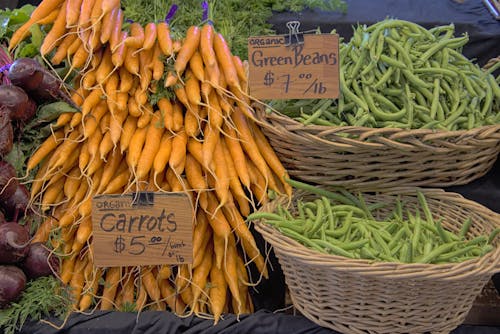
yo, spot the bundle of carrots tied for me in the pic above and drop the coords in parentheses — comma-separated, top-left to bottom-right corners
(9, 0, 292, 322)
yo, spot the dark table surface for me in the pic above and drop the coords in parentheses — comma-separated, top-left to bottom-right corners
(4, 0, 500, 333)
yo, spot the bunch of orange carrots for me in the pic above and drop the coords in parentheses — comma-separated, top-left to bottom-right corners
(10, 0, 292, 322)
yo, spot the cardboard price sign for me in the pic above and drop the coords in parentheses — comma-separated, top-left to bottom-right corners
(91, 192, 193, 267)
(248, 34, 339, 100)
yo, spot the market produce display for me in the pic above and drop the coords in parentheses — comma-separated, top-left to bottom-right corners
(249, 179, 499, 264)
(0, 0, 499, 333)
(5, 0, 294, 324)
(266, 20, 500, 130)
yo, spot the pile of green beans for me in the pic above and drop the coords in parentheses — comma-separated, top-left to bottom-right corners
(266, 19, 500, 130)
(249, 180, 499, 264)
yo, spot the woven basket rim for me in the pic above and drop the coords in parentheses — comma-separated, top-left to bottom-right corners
(254, 187, 500, 280)
(254, 102, 500, 141)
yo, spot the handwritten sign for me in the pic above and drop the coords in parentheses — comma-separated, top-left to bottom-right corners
(248, 34, 339, 100)
(91, 192, 193, 267)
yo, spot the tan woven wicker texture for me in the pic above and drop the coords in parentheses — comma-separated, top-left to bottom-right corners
(255, 107, 500, 189)
(254, 188, 500, 334)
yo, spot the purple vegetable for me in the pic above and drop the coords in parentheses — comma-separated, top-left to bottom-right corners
(0, 160, 18, 203)
(0, 265, 26, 308)
(2, 184, 30, 222)
(7, 58, 44, 92)
(0, 222, 30, 264)
(0, 84, 37, 122)
(0, 107, 14, 156)
(20, 243, 58, 279)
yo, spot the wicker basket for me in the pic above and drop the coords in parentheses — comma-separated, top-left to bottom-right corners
(255, 106, 500, 189)
(254, 188, 500, 334)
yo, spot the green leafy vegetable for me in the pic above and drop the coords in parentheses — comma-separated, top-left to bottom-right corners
(120, 0, 347, 59)
(0, 276, 72, 334)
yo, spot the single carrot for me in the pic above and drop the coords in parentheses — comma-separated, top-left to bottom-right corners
(99, 6, 117, 44)
(152, 132, 173, 181)
(169, 130, 188, 176)
(213, 32, 240, 89)
(120, 115, 138, 153)
(142, 22, 157, 50)
(220, 140, 251, 216)
(205, 191, 232, 242)
(119, 66, 134, 93)
(231, 108, 270, 187)
(151, 42, 164, 81)
(66, 0, 83, 27)
(69, 255, 88, 308)
(172, 101, 184, 132)
(81, 88, 104, 117)
(60, 254, 77, 284)
(126, 125, 148, 171)
(209, 255, 227, 324)
(100, 267, 121, 310)
(109, 105, 128, 145)
(185, 154, 208, 209)
(51, 28, 78, 65)
(79, 267, 102, 311)
(174, 25, 201, 76)
(109, 8, 123, 51)
(191, 244, 212, 308)
(223, 198, 268, 278)
(78, 0, 96, 29)
(201, 124, 219, 171)
(156, 22, 173, 56)
(40, 4, 68, 56)
(200, 24, 216, 69)
(98, 131, 114, 160)
(72, 215, 92, 254)
(103, 167, 130, 194)
(26, 129, 65, 172)
(232, 55, 248, 87)
(97, 149, 123, 193)
(111, 31, 128, 68)
(136, 111, 164, 179)
(158, 98, 174, 131)
(212, 233, 224, 271)
(63, 167, 82, 199)
(213, 140, 230, 208)
(189, 51, 205, 82)
(224, 234, 242, 313)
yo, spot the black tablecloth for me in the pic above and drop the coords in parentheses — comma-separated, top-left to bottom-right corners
(5, 0, 500, 333)
(18, 310, 500, 334)
(269, 0, 500, 69)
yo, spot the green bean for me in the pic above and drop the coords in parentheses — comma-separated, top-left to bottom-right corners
(280, 227, 324, 252)
(416, 241, 459, 263)
(340, 71, 369, 112)
(268, 220, 306, 233)
(312, 239, 356, 258)
(325, 212, 352, 238)
(285, 178, 357, 206)
(306, 199, 326, 237)
(247, 212, 287, 222)
(435, 218, 451, 243)
(435, 245, 481, 262)
(487, 228, 500, 244)
(419, 36, 468, 63)
(363, 85, 407, 121)
(402, 69, 433, 89)
(372, 94, 402, 114)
